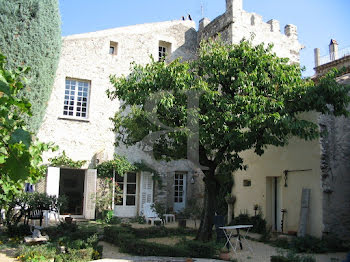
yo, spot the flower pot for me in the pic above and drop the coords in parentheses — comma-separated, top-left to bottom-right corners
(219, 252, 230, 261)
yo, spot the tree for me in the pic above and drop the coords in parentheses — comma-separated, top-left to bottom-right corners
(0, 0, 61, 133)
(107, 39, 350, 241)
(0, 53, 54, 216)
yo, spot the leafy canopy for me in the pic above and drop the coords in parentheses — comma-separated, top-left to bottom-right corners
(108, 39, 350, 171)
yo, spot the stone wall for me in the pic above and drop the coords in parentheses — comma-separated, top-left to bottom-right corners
(198, 0, 302, 63)
(319, 73, 350, 240)
(37, 20, 197, 168)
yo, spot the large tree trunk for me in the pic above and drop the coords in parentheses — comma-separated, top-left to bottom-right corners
(196, 169, 218, 241)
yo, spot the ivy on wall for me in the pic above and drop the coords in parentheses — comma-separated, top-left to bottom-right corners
(48, 151, 87, 169)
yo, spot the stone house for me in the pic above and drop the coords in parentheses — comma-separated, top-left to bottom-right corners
(232, 40, 350, 240)
(36, 0, 303, 220)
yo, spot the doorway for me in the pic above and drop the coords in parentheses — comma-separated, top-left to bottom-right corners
(59, 169, 85, 215)
(266, 177, 282, 231)
(174, 172, 187, 212)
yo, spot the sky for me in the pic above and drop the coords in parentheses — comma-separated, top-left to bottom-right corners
(59, 0, 350, 77)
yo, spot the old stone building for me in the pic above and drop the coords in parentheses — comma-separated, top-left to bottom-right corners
(315, 40, 350, 240)
(232, 40, 350, 240)
(37, 0, 304, 220)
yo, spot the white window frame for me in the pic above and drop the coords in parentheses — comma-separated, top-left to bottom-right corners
(62, 78, 90, 119)
(158, 45, 167, 61)
(115, 172, 137, 207)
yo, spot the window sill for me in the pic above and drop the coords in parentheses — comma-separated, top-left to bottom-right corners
(58, 116, 90, 123)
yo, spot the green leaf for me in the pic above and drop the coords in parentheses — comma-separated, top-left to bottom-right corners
(9, 128, 32, 148)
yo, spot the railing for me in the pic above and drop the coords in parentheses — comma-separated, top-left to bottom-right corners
(319, 46, 350, 66)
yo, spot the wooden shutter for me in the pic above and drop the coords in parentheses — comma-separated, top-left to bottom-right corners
(139, 172, 153, 215)
(46, 167, 60, 197)
(83, 169, 97, 219)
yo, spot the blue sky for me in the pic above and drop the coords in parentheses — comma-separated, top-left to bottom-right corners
(59, 0, 350, 77)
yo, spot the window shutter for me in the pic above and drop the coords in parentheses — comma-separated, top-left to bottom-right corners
(46, 167, 60, 197)
(139, 172, 153, 215)
(83, 169, 97, 219)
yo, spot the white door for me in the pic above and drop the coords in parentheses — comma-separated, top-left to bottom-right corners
(139, 172, 154, 215)
(174, 172, 187, 212)
(46, 167, 60, 197)
(114, 172, 138, 217)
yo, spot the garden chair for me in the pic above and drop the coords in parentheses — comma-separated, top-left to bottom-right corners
(143, 203, 162, 226)
(25, 208, 44, 227)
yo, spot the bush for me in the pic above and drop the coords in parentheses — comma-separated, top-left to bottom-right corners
(18, 244, 56, 262)
(103, 226, 218, 258)
(232, 213, 266, 234)
(290, 235, 326, 253)
(7, 224, 31, 237)
(271, 251, 315, 262)
(130, 215, 146, 224)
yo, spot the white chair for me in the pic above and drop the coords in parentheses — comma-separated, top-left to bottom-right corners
(143, 203, 162, 226)
(43, 209, 60, 227)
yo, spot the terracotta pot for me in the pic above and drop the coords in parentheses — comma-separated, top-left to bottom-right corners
(219, 252, 230, 261)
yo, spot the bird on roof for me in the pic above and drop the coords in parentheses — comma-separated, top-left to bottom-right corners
(182, 16, 185, 21)
(188, 14, 192, 21)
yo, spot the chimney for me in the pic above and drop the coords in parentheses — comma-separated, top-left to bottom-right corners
(314, 48, 320, 67)
(226, 0, 243, 14)
(329, 39, 338, 61)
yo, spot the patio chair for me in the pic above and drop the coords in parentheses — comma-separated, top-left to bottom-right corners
(143, 203, 162, 226)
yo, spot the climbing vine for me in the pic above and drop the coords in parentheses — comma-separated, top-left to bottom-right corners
(48, 151, 87, 169)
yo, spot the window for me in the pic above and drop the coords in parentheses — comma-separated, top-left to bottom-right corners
(115, 172, 137, 206)
(158, 41, 171, 61)
(159, 46, 167, 61)
(63, 79, 90, 119)
(109, 41, 118, 55)
(243, 179, 252, 187)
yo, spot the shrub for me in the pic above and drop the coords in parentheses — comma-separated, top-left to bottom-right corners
(130, 215, 146, 224)
(232, 213, 266, 234)
(271, 250, 316, 262)
(18, 244, 56, 262)
(7, 224, 31, 237)
(103, 226, 218, 258)
(290, 235, 326, 253)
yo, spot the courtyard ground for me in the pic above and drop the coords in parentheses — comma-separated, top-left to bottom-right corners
(0, 219, 348, 262)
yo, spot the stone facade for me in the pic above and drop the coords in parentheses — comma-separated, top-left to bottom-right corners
(37, 0, 304, 218)
(316, 48, 350, 240)
(198, 0, 302, 63)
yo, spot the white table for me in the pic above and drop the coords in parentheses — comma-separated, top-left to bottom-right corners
(219, 225, 253, 253)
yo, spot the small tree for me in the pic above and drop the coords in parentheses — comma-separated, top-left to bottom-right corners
(0, 0, 61, 132)
(0, 53, 54, 218)
(108, 39, 350, 241)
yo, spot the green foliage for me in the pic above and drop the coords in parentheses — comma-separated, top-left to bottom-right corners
(130, 215, 146, 224)
(231, 213, 267, 234)
(0, 53, 56, 216)
(103, 226, 217, 258)
(271, 250, 315, 262)
(96, 154, 136, 178)
(108, 38, 350, 240)
(49, 151, 87, 169)
(151, 202, 166, 221)
(0, 0, 61, 133)
(5, 192, 66, 229)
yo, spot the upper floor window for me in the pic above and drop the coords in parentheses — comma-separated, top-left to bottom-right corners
(109, 41, 118, 55)
(158, 41, 172, 61)
(63, 79, 90, 119)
